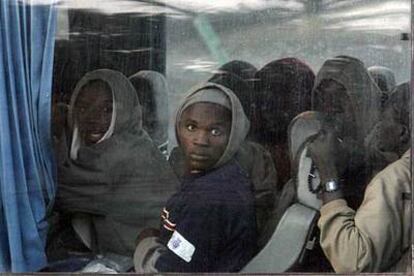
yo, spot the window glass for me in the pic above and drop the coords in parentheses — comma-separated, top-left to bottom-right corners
(46, 0, 412, 273)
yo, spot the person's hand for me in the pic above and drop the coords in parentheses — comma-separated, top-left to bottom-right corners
(308, 127, 345, 184)
(135, 228, 160, 246)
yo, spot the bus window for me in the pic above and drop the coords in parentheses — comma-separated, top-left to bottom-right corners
(5, 0, 411, 273)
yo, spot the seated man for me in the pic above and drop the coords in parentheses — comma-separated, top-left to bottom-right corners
(308, 124, 411, 272)
(311, 55, 383, 209)
(134, 82, 258, 272)
(54, 69, 179, 262)
(365, 82, 410, 175)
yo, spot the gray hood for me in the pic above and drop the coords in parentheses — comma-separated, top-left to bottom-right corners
(312, 56, 382, 143)
(68, 69, 142, 160)
(69, 69, 142, 135)
(58, 69, 179, 256)
(173, 82, 250, 169)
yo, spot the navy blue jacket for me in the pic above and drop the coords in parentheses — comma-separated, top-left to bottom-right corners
(155, 160, 258, 272)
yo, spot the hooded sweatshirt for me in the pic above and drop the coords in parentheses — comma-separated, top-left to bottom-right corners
(57, 69, 179, 257)
(170, 82, 251, 169)
(169, 81, 278, 246)
(312, 56, 382, 145)
(312, 56, 382, 208)
(134, 82, 257, 272)
(365, 82, 410, 175)
(128, 70, 169, 149)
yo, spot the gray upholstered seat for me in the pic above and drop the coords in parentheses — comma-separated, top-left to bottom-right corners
(242, 111, 324, 273)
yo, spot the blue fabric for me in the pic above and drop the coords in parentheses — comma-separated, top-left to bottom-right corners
(0, 0, 56, 272)
(156, 161, 257, 272)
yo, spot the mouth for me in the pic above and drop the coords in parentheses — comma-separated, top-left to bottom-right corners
(189, 153, 210, 161)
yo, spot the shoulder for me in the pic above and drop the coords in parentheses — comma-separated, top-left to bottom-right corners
(367, 150, 411, 195)
(186, 161, 254, 204)
(209, 160, 251, 191)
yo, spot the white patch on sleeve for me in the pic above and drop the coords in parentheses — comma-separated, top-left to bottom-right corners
(167, 230, 195, 263)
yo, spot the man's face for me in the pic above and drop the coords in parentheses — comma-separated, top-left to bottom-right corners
(74, 81, 113, 145)
(313, 80, 357, 140)
(368, 100, 410, 156)
(178, 102, 231, 173)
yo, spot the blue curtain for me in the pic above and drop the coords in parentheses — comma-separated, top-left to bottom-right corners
(0, 0, 56, 272)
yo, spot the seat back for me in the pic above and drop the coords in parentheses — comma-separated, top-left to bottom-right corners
(242, 111, 324, 272)
(242, 203, 318, 273)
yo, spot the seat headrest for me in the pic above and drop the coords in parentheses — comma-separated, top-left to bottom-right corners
(288, 111, 324, 165)
(288, 111, 324, 210)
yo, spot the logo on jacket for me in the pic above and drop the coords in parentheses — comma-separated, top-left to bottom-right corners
(167, 230, 195, 263)
(172, 237, 181, 249)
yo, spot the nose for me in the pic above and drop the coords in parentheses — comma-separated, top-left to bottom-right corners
(193, 130, 209, 146)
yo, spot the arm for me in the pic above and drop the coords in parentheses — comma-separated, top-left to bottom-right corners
(134, 236, 164, 273)
(318, 160, 409, 272)
(151, 198, 221, 272)
(307, 128, 346, 204)
(308, 130, 410, 272)
(154, 189, 256, 272)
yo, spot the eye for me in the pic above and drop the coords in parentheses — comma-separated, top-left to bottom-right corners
(211, 128, 222, 136)
(186, 124, 196, 132)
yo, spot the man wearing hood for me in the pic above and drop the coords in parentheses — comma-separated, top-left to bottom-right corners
(311, 56, 383, 209)
(365, 82, 410, 175)
(55, 69, 179, 259)
(308, 57, 411, 272)
(134, 82, 257, 272)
